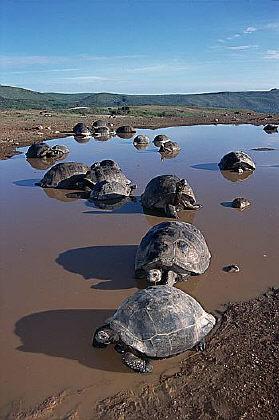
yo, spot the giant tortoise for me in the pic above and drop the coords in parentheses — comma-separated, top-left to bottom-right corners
(93, 285, 216, 373)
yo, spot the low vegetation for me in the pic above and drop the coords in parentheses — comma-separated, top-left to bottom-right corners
(0, 85, 278, 113)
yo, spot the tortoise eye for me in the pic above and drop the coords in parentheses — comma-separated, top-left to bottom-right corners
(177, 240, 188, 251)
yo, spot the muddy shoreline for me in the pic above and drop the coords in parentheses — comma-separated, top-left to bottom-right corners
(0, 108, 278, 159)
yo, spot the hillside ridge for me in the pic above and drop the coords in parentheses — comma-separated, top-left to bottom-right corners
(0, 85, 278, 113)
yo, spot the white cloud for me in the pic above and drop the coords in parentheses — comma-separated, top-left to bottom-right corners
(264, 50, 279, 60)
(226, 34, 241, 40)
(125, 63, 190, 74)
(62, 76, 112, 81)
(243, 26, 257, 34)
(226, 45, 258, 50)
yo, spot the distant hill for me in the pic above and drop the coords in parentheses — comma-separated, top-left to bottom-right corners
(0, 85, 278, 113)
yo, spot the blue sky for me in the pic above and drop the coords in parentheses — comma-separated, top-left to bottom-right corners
(0, 0, 278, 93)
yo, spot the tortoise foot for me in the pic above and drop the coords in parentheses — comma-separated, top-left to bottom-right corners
(122, 352, 153, 373)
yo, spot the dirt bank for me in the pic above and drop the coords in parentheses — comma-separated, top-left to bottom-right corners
(0, 108, 278, 159)
(96, 289, 279, 420)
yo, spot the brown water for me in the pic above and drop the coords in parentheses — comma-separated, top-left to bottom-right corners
(0, 125, 278, 417)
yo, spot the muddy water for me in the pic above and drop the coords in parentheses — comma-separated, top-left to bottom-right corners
(0, 125, 278, 417)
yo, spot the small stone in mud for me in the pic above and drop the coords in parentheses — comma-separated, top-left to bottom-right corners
(223, 265, 240, 273)
(232, 197, 251, 210)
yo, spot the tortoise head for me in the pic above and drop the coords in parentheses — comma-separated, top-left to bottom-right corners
(92, 325, 115, 348)
(176, 179, 187, 193)
(175, 179, 191, 203)
(147, 269, 162, 285)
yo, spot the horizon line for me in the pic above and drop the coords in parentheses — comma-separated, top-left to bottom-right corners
(0, 83, 278, 96)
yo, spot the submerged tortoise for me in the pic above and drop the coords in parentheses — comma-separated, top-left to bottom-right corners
(93, 285, 216, 373)
(90, 159, 135, 188)
(133, 134, 149, 145)
(263, 124, 278, 133)
(135, 221, 211, 286)
(38, 162, 90, 189)
(89, 180, 135, 210)
(73, 122, 91, 137)
(159, 141, 180, 154)
(90, 180, 134, 201)
(50, 145, 70, 157)
(26, 142, 69, 159)
(134, 142, 149, 151)
(116, 125, 136, 134)
(92, 119, 108, 129)
(218, 151, 256, 173)
(94, 126, 110, 136)
(153, 134, 170, 147)
(26, 142, 51, 158)
(141, 175, 201, 218)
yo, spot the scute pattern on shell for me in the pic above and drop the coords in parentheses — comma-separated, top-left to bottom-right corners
(94, 126, 110, 135)
(159, 141, 180, 154)
(90, 159, 132, 186)
(133, 135, 149, 145)
(141, 175, 197, 210)
(39, 162, 90, 188)
(218, 151, 256, 171)
(73, 122, 91, 136)
(26, 142, 51, 158)
(110, 286, 215, 358)
(135, 221, 211, 276)
(116, 125, 136, 134)
(153, 134, 169, 147)
(90, 180, 132, 201)
(92, 119, 108, 128)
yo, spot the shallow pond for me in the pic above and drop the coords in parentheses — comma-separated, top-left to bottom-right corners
(0, 124, 278, 417)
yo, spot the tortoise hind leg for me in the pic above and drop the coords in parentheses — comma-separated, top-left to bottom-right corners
(196, 338, 206, 352)
(122, 352, 153, 373)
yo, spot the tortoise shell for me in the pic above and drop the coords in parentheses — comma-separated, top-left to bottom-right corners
(218, 151, 255, 171)
(90, 160, 132, 186)
(73, 122, 91, 136)
(26, 142, 51, 158)
(153, 134, 169, 147)
(90, 180, 132, 201)
(39, 162, 90, 189)
(141, 175, 197, 210)
(135, 221, 211, 277)
(109, 285, 215, 358)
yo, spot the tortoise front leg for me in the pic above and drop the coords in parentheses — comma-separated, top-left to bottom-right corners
(114, 342, 125, 354)
(166, 204, 178, 218)
(122, 352, 153, 373)
(181, 200, 202, 210)
(166, 270, 177, 286)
